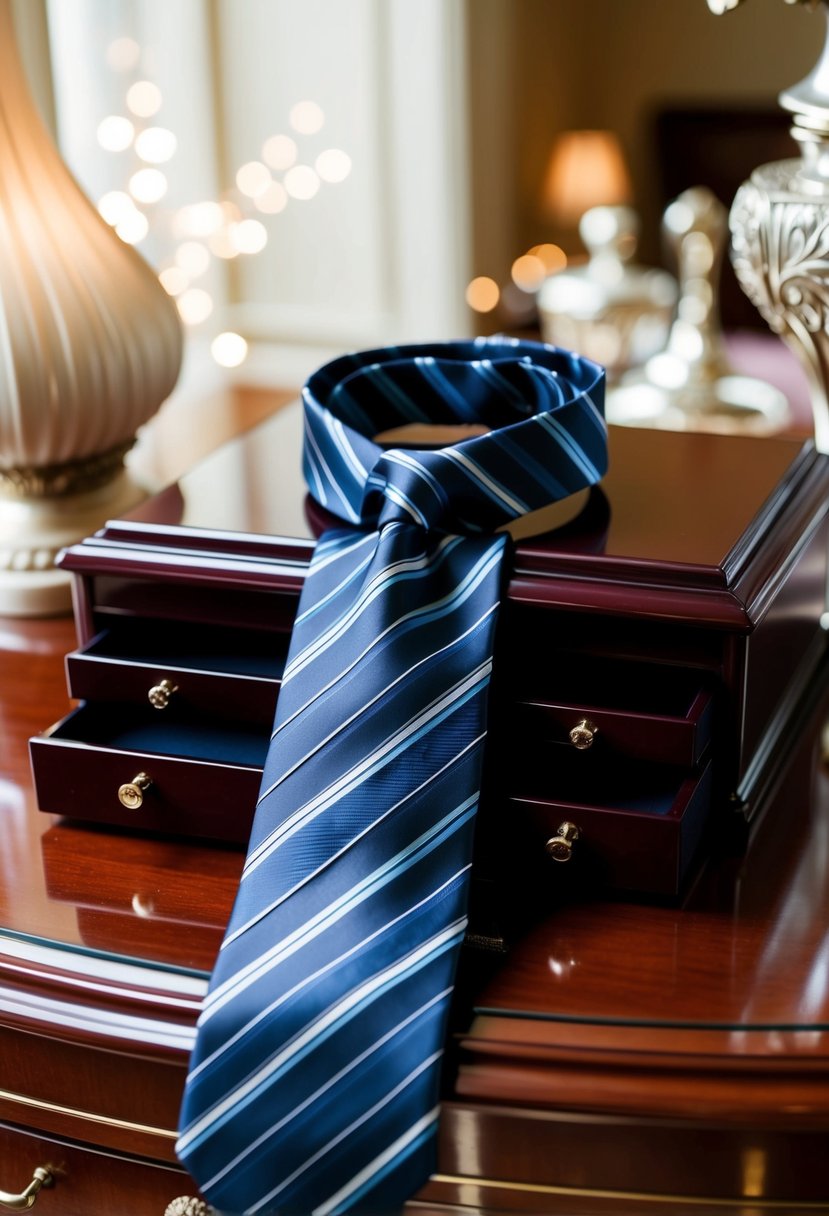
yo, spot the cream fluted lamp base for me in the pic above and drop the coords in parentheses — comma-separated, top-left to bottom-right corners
(0, 473, 146, 616)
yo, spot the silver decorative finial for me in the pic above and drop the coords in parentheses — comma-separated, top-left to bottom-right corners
(706, 0, 829, 451)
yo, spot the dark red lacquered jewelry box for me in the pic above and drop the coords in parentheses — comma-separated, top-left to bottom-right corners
(30, 403, 829, 900)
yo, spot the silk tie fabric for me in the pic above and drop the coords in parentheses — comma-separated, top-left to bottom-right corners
(177, 339, 607, 1215)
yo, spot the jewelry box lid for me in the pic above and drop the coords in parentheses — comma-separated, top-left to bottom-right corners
(59, 400, 828, 632)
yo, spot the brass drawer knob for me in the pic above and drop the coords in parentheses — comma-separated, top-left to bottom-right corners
(118, 771, 152, 810)
(0, 1165, 54, 1210)
(569, 716, 598, 750)
(164, 1199, 215, 1216)
(148, 678, 178, 709)
(546, 821, 580, 863)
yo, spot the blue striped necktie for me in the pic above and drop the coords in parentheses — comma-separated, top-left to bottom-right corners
(177, 339, 607, 1215)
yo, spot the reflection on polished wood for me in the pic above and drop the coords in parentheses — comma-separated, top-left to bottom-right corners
(2, 387, 829, 1210)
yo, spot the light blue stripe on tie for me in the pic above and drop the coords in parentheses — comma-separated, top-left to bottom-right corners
(265, 608, 496, 822)
(245, 662, 490, 877)
(282, 536, 492, 685)
(255, 1084, 442, 1214)
(305, 414, 361, 523)
(283, 534, 460, 681)
(534, 411, 603, 483)
(368, 362, 431, 423)
(331, 416, 368, 480)
(440, 446, 529, 515)
(385, 449, 446, 513)
(201, 988, 450, 1192)
(316, 1110, 440, 1216)
(211, 794, 479, 1008)
(295, 547, 376, 626)
(180, 926, 463, 1154)
(414, 355, 476, 421)
(193, 867, 469, 1083)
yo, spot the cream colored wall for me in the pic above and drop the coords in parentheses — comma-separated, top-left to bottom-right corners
(469, 0, 820, 278)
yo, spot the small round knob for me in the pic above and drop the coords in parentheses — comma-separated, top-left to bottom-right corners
(148, 678, 178, 709)
(118, 772, 152, 810)
(569, 717, 598, 750)
(164, 1199, 215, 1216)
(546, 821, 581, 863)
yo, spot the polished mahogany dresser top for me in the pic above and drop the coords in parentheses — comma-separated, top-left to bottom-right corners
(2, 390, 829, 1213)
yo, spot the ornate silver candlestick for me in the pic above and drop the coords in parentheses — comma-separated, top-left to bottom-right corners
(714, 0, 829, 452)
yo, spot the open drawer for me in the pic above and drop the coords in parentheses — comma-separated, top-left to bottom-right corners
(506, 753, 713, 896)
(31, 702, 711, 894)
(65, 620, 286, 725)
(509, 657, 714, 769)
(30, 704, 267, 842)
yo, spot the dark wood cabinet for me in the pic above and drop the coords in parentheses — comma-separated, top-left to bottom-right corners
(5, 402, 829, 1213)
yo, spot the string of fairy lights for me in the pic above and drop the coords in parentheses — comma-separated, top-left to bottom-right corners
(95, 35, 352, 368)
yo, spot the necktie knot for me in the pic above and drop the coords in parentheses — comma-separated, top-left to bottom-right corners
(363, 448, 459, 533)
(302, 340, 608, 536)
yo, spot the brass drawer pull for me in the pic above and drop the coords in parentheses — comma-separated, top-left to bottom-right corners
(546, 820, 580, 863)
(569, 716, 598, 750)
(148, 678, 178, 709)
(0, 1166, 54, 1210)
(164, 1199, 215, 1215)
(118, 771, 152, 809)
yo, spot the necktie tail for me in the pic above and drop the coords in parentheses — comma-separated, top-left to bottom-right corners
(178, 525, 508, 1215)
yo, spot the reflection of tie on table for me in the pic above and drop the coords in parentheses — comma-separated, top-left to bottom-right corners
(177, 339, 607, 1215)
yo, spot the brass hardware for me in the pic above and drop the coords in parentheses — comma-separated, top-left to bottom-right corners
(0, 1166, 54, 1210)
(546, 821, 580, 863)
(118, 771, 152, 810)
(569, 717, 598, 750)
(148, 678, 178, 709)
(164, 1199, 215, 1216)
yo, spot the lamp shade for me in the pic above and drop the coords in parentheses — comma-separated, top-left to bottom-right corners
(542, 129, 632, 227)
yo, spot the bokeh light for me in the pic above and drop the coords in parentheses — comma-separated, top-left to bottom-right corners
(289, 100, 324, 134)
(176, 287, 214, 325)
(159, 266, 189, 296)
(211, 331, 249, 368)
(254, 181, 288, 215)
(115, 210, 149, 245)
(511, 254, 546, 293)
(208, 228, 240, 259)
(175, 241, 210, 277)
(229, 219, 268, 254)
(97, 115, 135, 152)
(284, 165, 320, 200)
(174, 201, 225, 238)
(106, 37, 140, 72)
(529, 243, 568, 274)
(126, 80, 163, 118)
(262, 134, 298, 171)
(315, 149, 352, 183)
(236, 161, 272, 198)
(465, 277, 500, 313)
(129, 167, 168, 204)
(135, 126, 177, 164)
(98, 190, 136, 226)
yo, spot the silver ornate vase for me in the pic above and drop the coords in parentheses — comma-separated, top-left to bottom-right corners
(720, 0, 829, 453)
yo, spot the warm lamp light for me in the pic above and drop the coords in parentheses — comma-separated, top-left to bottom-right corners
(542, 129, 632, 228)
(0, 0, 183, 615)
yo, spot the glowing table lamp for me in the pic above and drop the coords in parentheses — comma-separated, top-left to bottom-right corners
(541, 128, 633, 236)
(0, 0, 183, 615)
